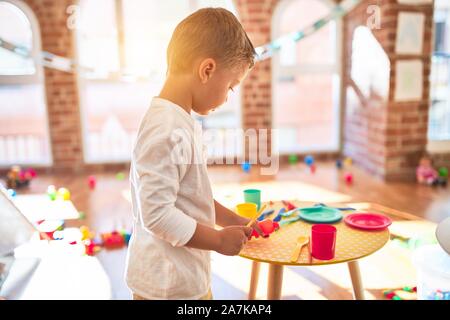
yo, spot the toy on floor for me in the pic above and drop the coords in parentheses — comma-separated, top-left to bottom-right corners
(304, 155, 314, 167)
(57, 187, 71, 200)
(344, 157, 352, 167)
(250, 218, 279, 239)
(116, 172, 126, 181)
(47, 185, 57, 200)
(438, 167, 448, 179)
(7, 189, 16, 197)
(88, 175, 96, 190)
(101, 231, 126, 249)
(6, 166, 36, 189)
(241, 161, 251, 173)
(336, 159, 343, 169)
(288, 154, 298, 165)
(416, 156, 447, 187)
(344, 172, 353, 185)
(383, 287, 417, 300)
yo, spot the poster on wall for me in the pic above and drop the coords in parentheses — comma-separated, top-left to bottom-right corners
(394, 60, 423, 102)
(396, 12, 425, 55)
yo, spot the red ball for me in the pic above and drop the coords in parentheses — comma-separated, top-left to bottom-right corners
(310, 164, 316, 174)
(27, 168, 37, 178)
(345, 173, 353, 184)
(88, 175, 96, 189)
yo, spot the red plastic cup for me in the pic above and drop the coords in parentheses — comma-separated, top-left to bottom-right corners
(311, 224, 337, 260)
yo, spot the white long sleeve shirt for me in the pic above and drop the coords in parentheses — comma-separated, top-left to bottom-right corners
(125, 97, 215, 299)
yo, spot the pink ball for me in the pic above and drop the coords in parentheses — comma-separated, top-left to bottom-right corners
(88, 175, 96, 189)
(345, 173, 353, 184)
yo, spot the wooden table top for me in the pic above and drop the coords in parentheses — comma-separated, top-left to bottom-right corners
(239, 201, 390, 266)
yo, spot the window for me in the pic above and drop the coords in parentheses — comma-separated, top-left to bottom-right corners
(77, 0, 241, 163)
(428, 2, 450, 145)
(272, 0, 341, 154)
(0, 0, 52, 166)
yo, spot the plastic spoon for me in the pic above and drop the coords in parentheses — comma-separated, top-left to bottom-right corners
(290, 236, 310, 262)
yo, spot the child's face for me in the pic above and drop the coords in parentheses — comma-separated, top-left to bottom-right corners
(192, 61, 249, 115)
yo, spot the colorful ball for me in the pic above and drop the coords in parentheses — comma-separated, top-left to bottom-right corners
(116, 172, 125, 181)
(344, 173, 353, 184)
(304, 155, 314, 167)
(47, 185, 57, 201)
(438, 167, 448, 178)
(344, 157, 353, 167)
(288, 154, 298, 165)
(7, 189, 16, 197)
(241, 161, 251, 173)
(57, 187, 71, 201)
(88, 175, 96, 189)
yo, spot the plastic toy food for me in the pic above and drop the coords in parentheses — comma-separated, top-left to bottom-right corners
(250, 219, 279, 239)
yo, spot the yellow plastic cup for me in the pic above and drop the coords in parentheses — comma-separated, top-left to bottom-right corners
(236, 203, 258, 219)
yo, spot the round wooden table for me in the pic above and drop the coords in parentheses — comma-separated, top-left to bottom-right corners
(239, 201, 390, 300)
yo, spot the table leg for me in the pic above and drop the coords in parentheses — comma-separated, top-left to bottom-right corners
(347, 260, 365, 300)
(248, 261, 261, 300)
(267, 264, 284, 300)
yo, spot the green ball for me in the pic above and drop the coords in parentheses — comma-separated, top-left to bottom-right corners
(288, 154, 298, 165)
(116, 172, 125, 181)
(438, 167, 448, 178)
(392, 296, 402, 300)
(79, 211, 86, 220)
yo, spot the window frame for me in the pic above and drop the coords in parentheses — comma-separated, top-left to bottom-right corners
(427, 3, 450, 151)
(271, 0, 343, 154)
(76, 0, 244, 164)
(0, 0, 53, 167)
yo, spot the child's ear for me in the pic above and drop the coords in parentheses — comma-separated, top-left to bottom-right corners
(198, 58, 216, 84)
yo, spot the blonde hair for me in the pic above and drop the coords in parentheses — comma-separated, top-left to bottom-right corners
(167, 7, 256, 74)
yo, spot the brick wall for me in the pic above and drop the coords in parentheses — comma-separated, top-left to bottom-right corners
(17, 0, 441, 179)
(343, 0, 434, 181)
(24, 0, 84, 172)
(236, 0, 279, 161)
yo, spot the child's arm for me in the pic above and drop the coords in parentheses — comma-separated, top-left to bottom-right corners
(185, 223, 252, 256)
(214, 200, 264, 235)
(214, 200, 248, 227)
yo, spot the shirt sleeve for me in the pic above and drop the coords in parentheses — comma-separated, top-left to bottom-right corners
(131, 129, 197, 247)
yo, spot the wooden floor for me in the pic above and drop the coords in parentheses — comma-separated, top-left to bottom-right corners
(6, 161, 450, 299)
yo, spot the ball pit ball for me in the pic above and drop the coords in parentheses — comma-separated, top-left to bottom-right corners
(88, 175, 96, 189)
(304, 155, 314, 166)
(57, 187, 71, 201)
(241, 162, 251, 173)
(438, 167, 448, 178)
(7, 189, 16, 197)
(288, 154, 298, 165)
(345, 173, 353, 184)
(47, 185, 57, 201)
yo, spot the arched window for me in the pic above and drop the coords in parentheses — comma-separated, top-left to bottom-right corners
(0, 0, 52, 166)
(272, 0, 341, 153)
(428, 1, 450, 152)
(77, 0, 241, 163)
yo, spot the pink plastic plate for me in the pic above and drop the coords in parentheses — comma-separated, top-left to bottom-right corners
(344, 213, 392, 230)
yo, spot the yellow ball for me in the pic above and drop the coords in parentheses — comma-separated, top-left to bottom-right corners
(57, 187, 70, 201)
(344, 157, 353, 167)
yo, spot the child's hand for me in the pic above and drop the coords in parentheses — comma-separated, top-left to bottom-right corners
(217, 226, 253, 256)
